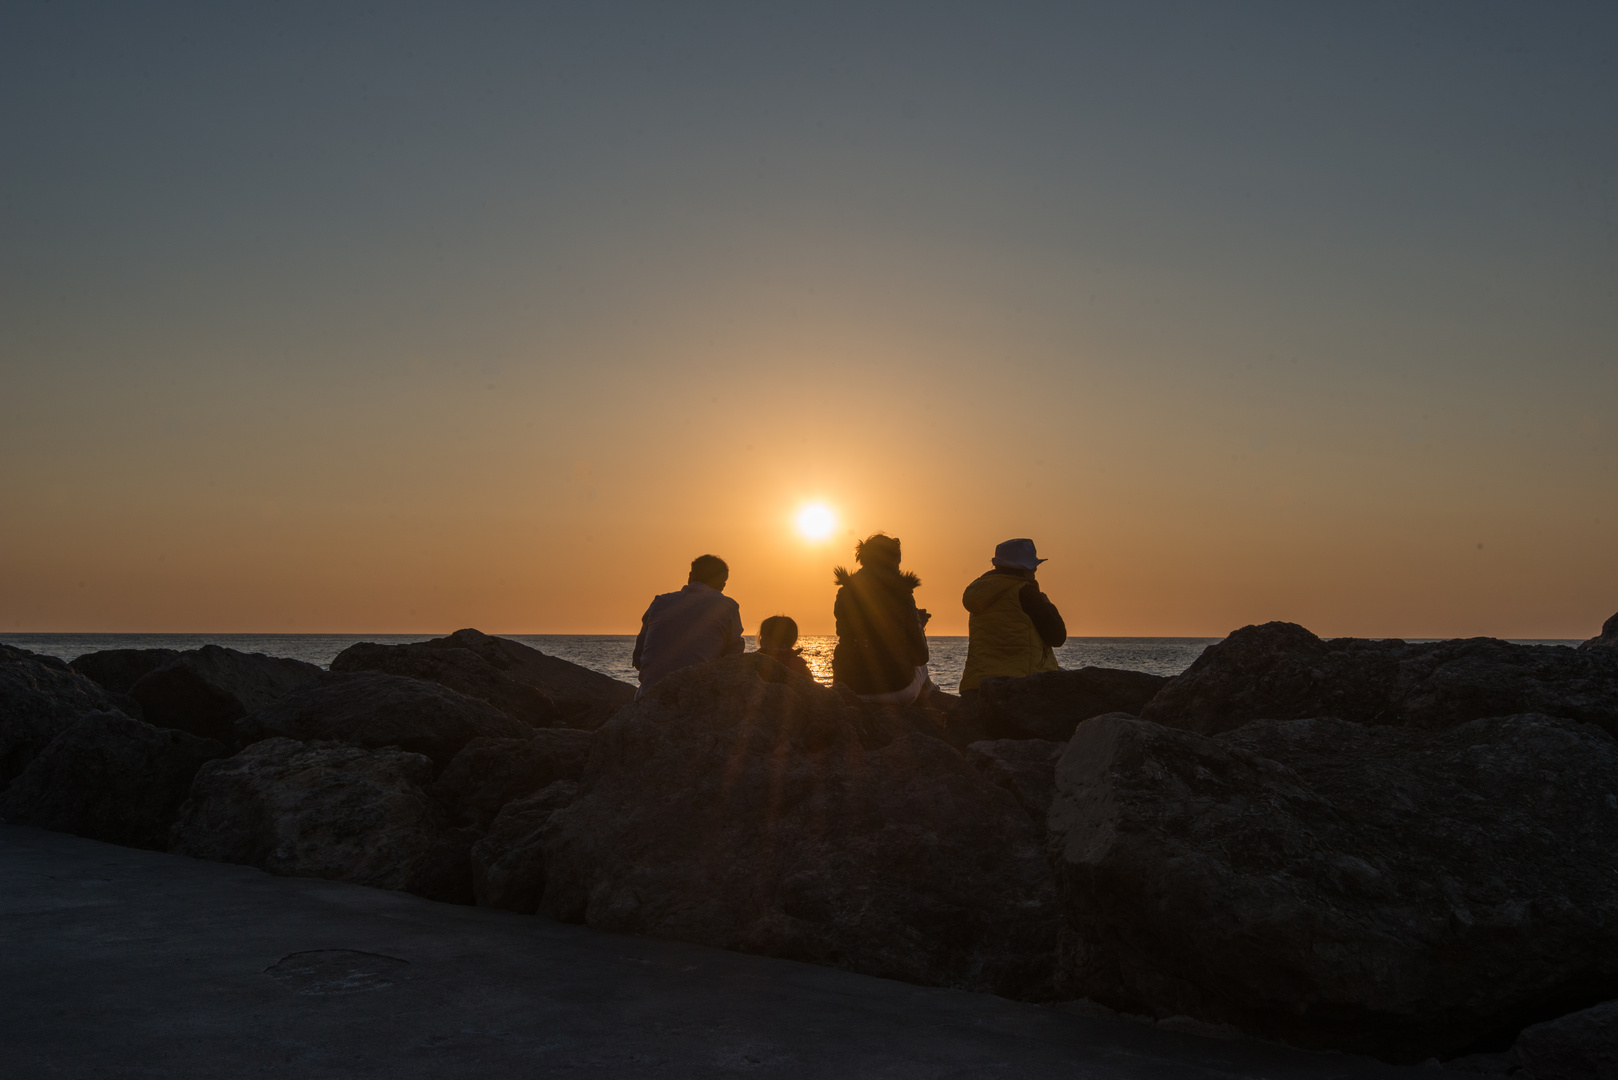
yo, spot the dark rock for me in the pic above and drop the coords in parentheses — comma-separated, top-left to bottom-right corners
(171, 737, 470, 901)
(964, 738, 1065, 822)
(1580, 612, 1618, 652)
(1047, 711, 1618, 1062)
(128, 645, 325, 743)
(0, 711, 224, 849)
(129, 664, 245, 743)
(331, 640, 558, 727)
(538, 654, 1059, 999)
(235, 673, 532, 769)
(334, 629, 634, 728)
(1141, 621, 1618, 736)
(1441, 1050, 1520, 1075)
(0, 643, 131, 788)
(470, 780, 581, 913)
(970, 668, 1169, 742)
(164, 645, 326, 712)
(430, 728, 595, 828)
(1515, 999, 1618, 1079)
(70, 648, 180, 695)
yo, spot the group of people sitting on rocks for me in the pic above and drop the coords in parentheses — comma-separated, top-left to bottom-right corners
(631, 534, 1067, 705)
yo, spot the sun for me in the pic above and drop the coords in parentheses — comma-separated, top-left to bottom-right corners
(795, 502, 837, 541)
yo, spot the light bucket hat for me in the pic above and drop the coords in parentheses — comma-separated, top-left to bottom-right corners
(991, 538, 1046, 571)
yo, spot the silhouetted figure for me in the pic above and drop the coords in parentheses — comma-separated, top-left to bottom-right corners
(755, 615, 814, 681)
(632, 554, 744, 696)
(831, 533, 931, 704)
(960, 538, 1066, 695)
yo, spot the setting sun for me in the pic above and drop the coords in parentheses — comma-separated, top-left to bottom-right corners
(795, 503, 837, 541)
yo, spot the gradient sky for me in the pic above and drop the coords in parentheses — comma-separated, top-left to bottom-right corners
(3, 2, 1615, 638)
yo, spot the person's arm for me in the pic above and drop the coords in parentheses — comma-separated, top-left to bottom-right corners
(905, 598, 930, 664)
(1020, 583, 1067, 648)
(632, 609, 650, 670)
(721, 600, 745, 656)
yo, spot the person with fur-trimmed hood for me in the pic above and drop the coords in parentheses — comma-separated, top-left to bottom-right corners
(831, 533, 932, 704)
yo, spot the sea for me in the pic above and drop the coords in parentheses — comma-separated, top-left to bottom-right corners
(1, 633, 1583, 695)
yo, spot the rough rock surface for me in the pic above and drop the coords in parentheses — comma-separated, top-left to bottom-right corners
(1581, 612, 1618, 651)
(235, 673, 531, 769)
(968, 668, 1169, 742)
(171, 737, 472, 902)
(539, 654, 1060, 999)
(1515, 998, 1618, 1079)
(430, 729, 595, 828)
(1141, 621, 1618, 736)
(331, 640, 559, 727)
(964, 738, 1066, 822)
(128, 645, 326, 743)
(1, 644, 131, 788)
(70, 647, 180, 695)
(470, 780, 581, 913)
(333, 629, 634, 728)
(1047, 711, 1618, 1062)
(0, 711, 223, 849)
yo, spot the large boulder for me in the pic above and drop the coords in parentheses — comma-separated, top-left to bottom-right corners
(537, 654, 1060, 999)
(128, 645, 325, 743)
(963, 738, 1065, 822)
(1581, 612, 1618, 651)
(0, 711, 224, 849)
(1047, 711, 1618, 1062)
(1141, 621, 1618, 736)
(331, 639, 558, 727)
(0, 644, 132, 788)
(235, 673, 532, 770)
(430, 728, 595, 828)
(70, 647, 180, 694)
(469, 780, 581, 913)
(1514, 999, 1618, 1079)
(966, 667, 1169, 742)
(170, 737, 473, 902)
(333, 629, 634, 728)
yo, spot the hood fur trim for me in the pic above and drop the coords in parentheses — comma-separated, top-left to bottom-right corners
(833, 565, 921, 590)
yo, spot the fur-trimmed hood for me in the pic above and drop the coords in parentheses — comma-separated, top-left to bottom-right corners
(833, 564, 921, 591)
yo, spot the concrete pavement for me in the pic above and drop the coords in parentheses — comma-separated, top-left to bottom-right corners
(0, 825, 1421, 1078)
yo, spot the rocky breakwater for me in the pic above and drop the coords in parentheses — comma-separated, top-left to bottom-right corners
(0, 644, 225, 848)
(1, 633, 636, 904)
(1048, 616, 1618, 1065)
(12, 614, 1618, 1071)
(530, 653, 1063, 998)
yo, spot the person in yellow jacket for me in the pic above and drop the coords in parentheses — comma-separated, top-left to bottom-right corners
(959, 538, 1067, 695)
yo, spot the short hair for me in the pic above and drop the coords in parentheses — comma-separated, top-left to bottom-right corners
(689, 554, 729, 586)
(854, 533, 901, 568)
(758, 615, 798, 651)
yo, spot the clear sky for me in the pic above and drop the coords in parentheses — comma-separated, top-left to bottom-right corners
(3, 2, 1615, 638)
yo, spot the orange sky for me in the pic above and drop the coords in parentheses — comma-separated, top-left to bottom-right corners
(2, 6, 1615, 640)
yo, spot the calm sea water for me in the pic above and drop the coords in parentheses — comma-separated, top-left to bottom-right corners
(1, 633, 1582, 695)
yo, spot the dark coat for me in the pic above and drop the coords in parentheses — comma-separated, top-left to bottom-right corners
(831, 565, 929, 695)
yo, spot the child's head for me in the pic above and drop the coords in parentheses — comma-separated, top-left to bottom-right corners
(758, 614, 799, 651)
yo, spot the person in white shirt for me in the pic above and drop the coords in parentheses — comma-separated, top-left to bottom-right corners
(631, 554, 745, 695)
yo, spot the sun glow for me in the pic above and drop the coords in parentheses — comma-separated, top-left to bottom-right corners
(795, 502, 837, 541)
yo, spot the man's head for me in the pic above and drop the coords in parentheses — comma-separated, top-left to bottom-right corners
(689, 554, 729, 590)
(991, 538, 1046, 573)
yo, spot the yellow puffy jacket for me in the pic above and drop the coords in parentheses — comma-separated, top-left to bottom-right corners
(959, 572, 1058, 692)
